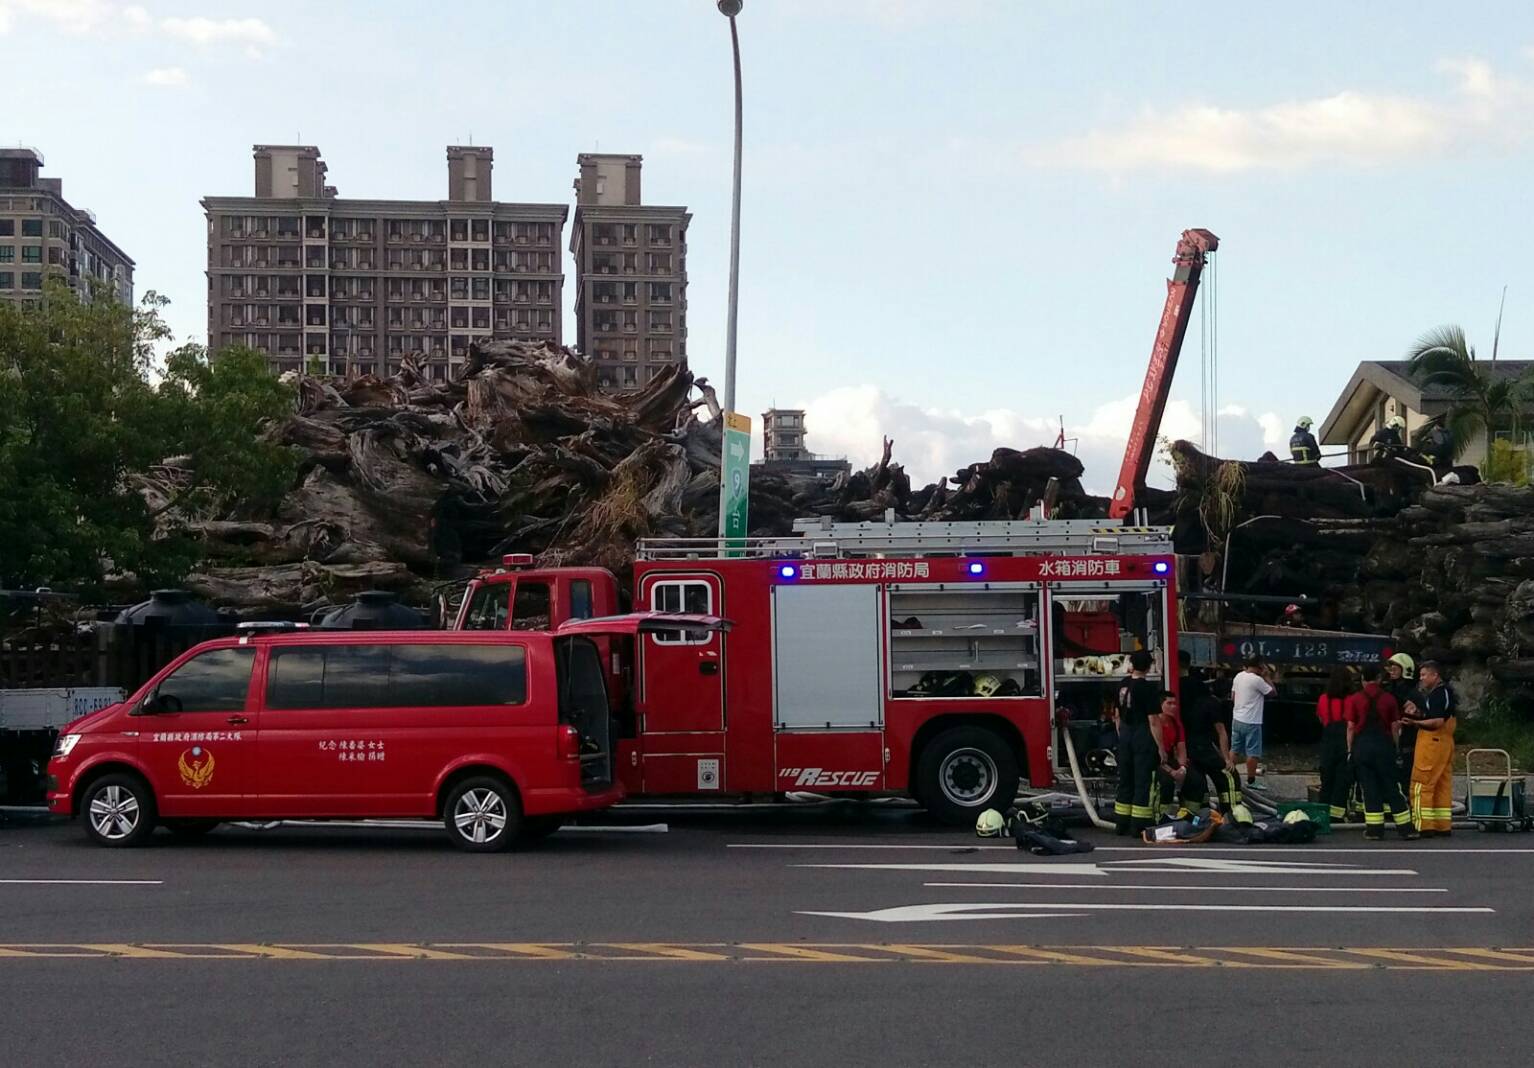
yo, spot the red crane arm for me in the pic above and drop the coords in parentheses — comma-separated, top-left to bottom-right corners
(1108, 228, 1220, 520)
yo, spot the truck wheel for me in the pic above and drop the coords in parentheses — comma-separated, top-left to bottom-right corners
(164, 819, 221, 837)
(443, 776, 522, 853)
(80, 773, 157, 847)
(916, 727, 1019, 826)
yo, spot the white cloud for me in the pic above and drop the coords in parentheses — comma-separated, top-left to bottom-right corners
(799, 386, 1284, 493)
(1033, 54, 1534, 172)
(0, 0, 116, 34)
(159, 14, 275, 49)
(122, 2, 146, 29)
(141, 65, 188, 87)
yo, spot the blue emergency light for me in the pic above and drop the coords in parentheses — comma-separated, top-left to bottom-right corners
(778, 564, 798, 580)
(967, 562, 986, 576)
(1153, 561, 1170, 575)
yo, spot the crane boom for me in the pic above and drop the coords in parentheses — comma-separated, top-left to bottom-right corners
(1108, 228, 1220, 520)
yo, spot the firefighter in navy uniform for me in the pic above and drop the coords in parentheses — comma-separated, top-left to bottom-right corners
(1180, 668, 1240, 812)
(1348, 665, 1420, 841)
(1383, 653, 1418, 797)
(1289, 416, 1321, 466)
(1113, 650, 1165, 836)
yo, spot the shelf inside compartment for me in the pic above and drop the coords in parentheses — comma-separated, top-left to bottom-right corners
(891, 656, 1041, 672)
(1053, 673, 1164, 684)
(891, 627, 1036, 638)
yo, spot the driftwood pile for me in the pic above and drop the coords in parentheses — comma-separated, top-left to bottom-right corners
(1169, 439, 1534, 706)
(150, 340, 1107, 617)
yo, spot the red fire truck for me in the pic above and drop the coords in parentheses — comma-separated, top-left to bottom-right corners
(453, 517, 1178, 824)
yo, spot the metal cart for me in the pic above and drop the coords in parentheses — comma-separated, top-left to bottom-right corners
(1465, 749, 1532, 833)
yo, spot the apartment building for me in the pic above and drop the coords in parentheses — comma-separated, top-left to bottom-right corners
(570, 153, 690, 390)
(0, 148, 134, 307)
(203, 145, 568, 379)
(757, 408, 851, 482)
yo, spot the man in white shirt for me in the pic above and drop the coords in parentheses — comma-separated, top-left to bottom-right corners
(1230, 656, 1276, 790)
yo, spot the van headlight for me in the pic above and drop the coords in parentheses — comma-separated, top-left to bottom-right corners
(53, 733, 81, 757)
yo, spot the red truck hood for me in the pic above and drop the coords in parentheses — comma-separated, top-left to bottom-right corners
(61, 702, 127, 735)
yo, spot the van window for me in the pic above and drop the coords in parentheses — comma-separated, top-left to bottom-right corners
(569, 580, 594, 620)
(462, 583, 510, 630)
(265, 644, 526, 709)
(155, 648, 254, 713)
(512, 582, 551, 630)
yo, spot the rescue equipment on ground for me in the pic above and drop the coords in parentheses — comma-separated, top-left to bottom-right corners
(975, 808, 1008, 837)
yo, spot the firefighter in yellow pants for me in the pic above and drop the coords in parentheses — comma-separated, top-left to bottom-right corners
(1406, 661, 1457, 836)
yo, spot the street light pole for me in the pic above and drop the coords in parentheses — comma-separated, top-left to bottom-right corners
(716, 0, 747, 544)
(719, 0, 743, 415)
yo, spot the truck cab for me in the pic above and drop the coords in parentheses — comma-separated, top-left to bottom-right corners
(454, 555, 623, 633)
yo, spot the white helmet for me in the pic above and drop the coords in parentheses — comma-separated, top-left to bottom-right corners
(1387, 415, 1406, 430)
(1296, 416, 1314, 429)
(975, 809, 1008, 837)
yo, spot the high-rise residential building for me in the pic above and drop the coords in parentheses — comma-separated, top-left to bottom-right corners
(203, 145, 568, 379)
(0, 148, 133, 307)
(570, 153, 690, 391)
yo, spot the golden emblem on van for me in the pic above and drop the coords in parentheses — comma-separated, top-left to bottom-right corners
(178, 746, 216, 789)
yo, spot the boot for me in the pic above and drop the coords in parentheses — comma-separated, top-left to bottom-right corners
(1398, 825, 1420, 841)
(1362, 827, 1384, 841)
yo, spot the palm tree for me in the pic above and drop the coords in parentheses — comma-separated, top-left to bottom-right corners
(1407, 325, 1534, 461)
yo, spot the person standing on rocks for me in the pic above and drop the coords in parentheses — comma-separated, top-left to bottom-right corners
(1316, 665, 1356, 823)
(1406, 661, 1458, 836)
(1231, 657, 1276, 791)
(1289, 416, 1321, 466)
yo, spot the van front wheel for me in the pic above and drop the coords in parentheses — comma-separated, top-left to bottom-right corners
(443, 777, 522, 853)
(80, 773, 157, 847)
(916, 727, 1019, 826)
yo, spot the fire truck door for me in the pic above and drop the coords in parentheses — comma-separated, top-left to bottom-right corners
(638, 574, 726, 735)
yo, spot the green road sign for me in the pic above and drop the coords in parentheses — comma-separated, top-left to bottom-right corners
(719, 411, 751, 554)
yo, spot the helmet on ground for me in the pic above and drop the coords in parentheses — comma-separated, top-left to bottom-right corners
(1230, 803, 1255, 826)
(1388, 653, 1416, 680)
(975, 809, 1007, 837)
(1387, 415, 1407, 430)
(1283, 603, 1302, 617)
(973, 674, 1004, 698)
(1296, 416, 1314, 429)
(1283, 809, 1311, 825)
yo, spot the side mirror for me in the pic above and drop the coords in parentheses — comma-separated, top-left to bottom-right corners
(134, 691, 182, 716)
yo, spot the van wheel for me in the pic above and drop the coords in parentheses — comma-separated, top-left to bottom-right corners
(443, 776, 522, 853)
(916, 727, 1019, 826)
(80, 774, 157, 847)
(164, 819, 221, 837)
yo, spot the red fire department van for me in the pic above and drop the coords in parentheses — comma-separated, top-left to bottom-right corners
(43, 624, 700, 851)
(454, 518, 1178, 823)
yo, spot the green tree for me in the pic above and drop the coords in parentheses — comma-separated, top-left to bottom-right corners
(1407, 325, 1534, 462)
(0, 281, 296, 592)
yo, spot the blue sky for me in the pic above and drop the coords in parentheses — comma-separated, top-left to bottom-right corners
(8, 0, 1534, 487)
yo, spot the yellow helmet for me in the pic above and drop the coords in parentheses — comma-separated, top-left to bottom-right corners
(1296, 416, 1314, 429)
(975, 809, 1008, 837)
(1387, 415, 1407, 430)
(1388, 653, 1416, 680)
(973, 674, 1003, 698)
(1283, 809, 1311, 825)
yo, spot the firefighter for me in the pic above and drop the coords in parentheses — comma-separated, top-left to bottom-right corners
(1113, 650, 1164, 836)
(1406, 660, 1458, 836)
(1369, 415, 1406, 461)
(1420, 421, 1455, 469)
(1179, 663, 1240, 812)
(1383, 653, 1418, 796)
(1289, 416, 1320, 466)
(1315, 665, 1356, 823)
(1153, 692, 1192, 817)
(1347, 665, 1420, 841)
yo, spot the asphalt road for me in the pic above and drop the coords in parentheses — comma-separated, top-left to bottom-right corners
(4, 804, 1534, 1066)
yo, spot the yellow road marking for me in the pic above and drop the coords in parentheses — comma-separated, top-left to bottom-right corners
(736, 944, 887, 962)
(434, 943, 581, 959)
(598, 943, 735, 961)
(1, 943, 1532, 970)
(1209, 948, 1373, 969)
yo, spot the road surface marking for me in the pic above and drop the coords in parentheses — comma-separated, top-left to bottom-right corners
(800, 860, 1417, 877)
(2, 943, 1533, 968)
(731, 843, 1534, 856)
(269, 820, 668, 834)
(0, 879, 163, 886)
(922, 882, 1447, 893)
(798, 902, 1495, 922)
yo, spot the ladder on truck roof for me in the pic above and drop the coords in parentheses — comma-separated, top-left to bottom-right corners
(636, 516, 1173, 561)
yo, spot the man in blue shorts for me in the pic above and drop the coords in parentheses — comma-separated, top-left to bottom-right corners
(1230, 656, 1275, 791)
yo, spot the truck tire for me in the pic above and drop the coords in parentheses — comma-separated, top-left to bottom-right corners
(443, 776, 522, 853)
(80, 773, 158, 848)
(916, 726, 1019, 826)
